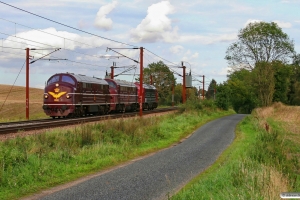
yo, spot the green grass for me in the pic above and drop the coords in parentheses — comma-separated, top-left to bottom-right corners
(0, 104, 234, 200)
(171, 113, 300, 199)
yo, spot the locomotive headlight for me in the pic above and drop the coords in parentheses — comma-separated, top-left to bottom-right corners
(55, 83, 59, 87)
(66, 94, 71, 99)
(44, 94, 48, 99)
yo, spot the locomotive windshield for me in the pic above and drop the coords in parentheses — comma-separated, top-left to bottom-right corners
(62, 75, 75, 85)
(47, 75, 60, 85)
(107, 80, 116, 89)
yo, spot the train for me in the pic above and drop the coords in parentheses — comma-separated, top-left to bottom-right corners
(42, 73, 158, 118)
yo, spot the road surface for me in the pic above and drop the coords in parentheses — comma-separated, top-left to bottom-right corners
(27, 114, 246, 200)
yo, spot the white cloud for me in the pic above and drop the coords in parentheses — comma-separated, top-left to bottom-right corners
(130, 1, 178, 43)
(94, 1, 118, 31)
(244, 19, 262, 27)
(179, 33, 237, 44)
(0, 27, 120, 64)
(243, 19, 292, 29)
(180, 50, 199, 62)
(191, 52, 199, 59)
(273, 20, 292, 28)
(169, 45, 184, 54)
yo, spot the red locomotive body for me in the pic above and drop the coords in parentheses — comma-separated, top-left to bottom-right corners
(43, 73, 110, 118)
(105, 79, 138, 112)
(135, 82, 158, 110)
(43, 73, 159, 118)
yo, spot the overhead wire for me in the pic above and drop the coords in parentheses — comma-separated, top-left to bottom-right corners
(0, 60, 26, 112)
(0, 1, 138, 48)
(0, 31, 123, 60)
(0, 50, 25, 57)
(0, 33, 127, 69)
(143, 49, 182, 77)
(0, 3, 213, 86)
(0, 17, 110, 50)
(23, 48, 114, 69)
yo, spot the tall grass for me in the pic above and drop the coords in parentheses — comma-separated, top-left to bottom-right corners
(172, 103, 300, 199)
(0, 102, 234, 200)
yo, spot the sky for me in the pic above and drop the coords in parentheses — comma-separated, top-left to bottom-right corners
(0, 0, 300, 89)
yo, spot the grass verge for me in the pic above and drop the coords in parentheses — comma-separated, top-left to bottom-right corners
(0, 104, 234, 200)
(171, 102, 300, 200)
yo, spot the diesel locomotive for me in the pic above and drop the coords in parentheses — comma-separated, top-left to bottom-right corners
(42, 73, 158, 118)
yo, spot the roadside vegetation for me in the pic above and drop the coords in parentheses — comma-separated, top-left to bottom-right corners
(0, 99, 234, 200)
(172, 102, 300, 199)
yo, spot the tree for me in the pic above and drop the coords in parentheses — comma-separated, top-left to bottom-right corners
(252, 62, 275, 107)
(288, 54, 300, 105)
(165, 83, 182, 105)
(140, 61, 176, 105)
(215, 83, 230, 110)
(225, 22, 295, 71)
(206, 79, 217, 99)
(272, 61, 292, 103)
(227, 69, 257, 113)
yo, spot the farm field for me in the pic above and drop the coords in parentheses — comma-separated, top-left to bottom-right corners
(0, 84, 45, 121)
(172, 102, 300, 199)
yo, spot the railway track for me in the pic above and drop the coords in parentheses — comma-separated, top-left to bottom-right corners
(0, 107, 178, 134)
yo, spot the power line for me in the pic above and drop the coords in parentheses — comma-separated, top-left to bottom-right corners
(31, 51, 111, 68)
(0, 35, 126, 69)
(0, 1, 138, 48)
(0, 32, 123, 60)
(0, 17, 124, 54)
(0, 50, 24, 57)
(0, 60, 26, 112)
(1, 46, 28, 50)
(144, 48, 178, 66)
(144, 48, 183, 77)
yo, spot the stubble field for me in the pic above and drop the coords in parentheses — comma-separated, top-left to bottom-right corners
(0, 84, 45, 122)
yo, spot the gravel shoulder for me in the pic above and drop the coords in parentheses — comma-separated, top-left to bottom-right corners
(23, 114, 246, 200)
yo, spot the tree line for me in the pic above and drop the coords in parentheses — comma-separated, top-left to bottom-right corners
(141, 21, 300, 113)
(215, 21, 300, 113)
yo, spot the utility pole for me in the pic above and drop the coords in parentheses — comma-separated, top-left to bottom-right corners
(26, 48, 29, 120)
(214, 82, 216, 100)
(139, 47, 143, 117)
(202, 75, 205, 100)
(25, 48, 61, 120)
(181, 61, 186, 103)
(172, 83, 175, 107)
(110, 62, 115, 79)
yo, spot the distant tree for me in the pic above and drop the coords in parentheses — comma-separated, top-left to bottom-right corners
(252, 62, 275, 107)
(225, 21, 295, 71)
(206, 79, 217, 100)
(165, 83, 182, 105)
(227, 69, 257, 113)
(272, 61, 292, 103)
(186, 87, 198, 100)
(290, 82, 300, 105)
(288, 54, 300, 105)
(215, 83, 230, 110)
(138, 61, 176, 105)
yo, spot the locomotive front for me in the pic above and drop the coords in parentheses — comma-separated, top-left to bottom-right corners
(43, 73, 76, 118)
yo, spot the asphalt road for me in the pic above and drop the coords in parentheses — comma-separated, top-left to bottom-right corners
(36, 114, 246, 200)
